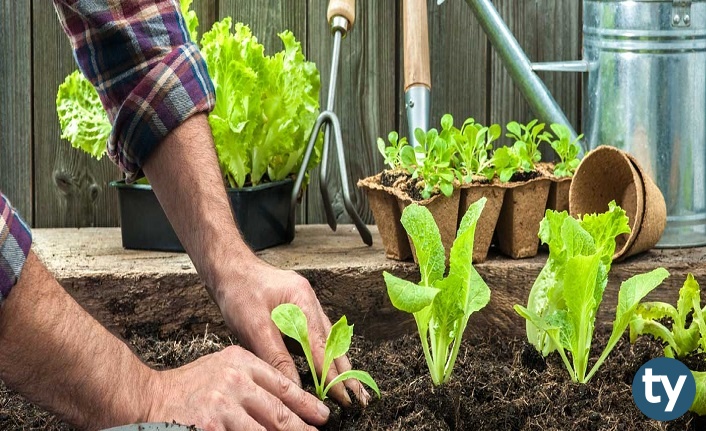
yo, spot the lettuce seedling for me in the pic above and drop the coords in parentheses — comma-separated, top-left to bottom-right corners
(453, 117, 501, 182)
(492, 145, 524, 183)
(383, 198, 491, 385)
(377, 131, 416, 172)
(506, 120, 551, 172)
(549, 124, 583, 178)
(515, 203, 669, 383)
(411, 124, 457, 199)
(630, 274, 706, 358)
(271, 303, 380, 401)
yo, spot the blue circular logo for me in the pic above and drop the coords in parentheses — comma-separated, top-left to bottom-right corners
(632, 357, 696, 421)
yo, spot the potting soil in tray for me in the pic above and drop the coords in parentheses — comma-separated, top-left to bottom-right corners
(2, 331, 704, 430)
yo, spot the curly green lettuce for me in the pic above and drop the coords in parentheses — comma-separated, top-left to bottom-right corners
(201, 19, 322, 188)
(56, 70, 111, 159)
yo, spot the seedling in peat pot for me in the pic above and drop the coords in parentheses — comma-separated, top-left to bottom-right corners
(506, 119, 551, 172)
(383, 198, 491, 385)
(515, 202, 669, 383)
(409, 115, 458, 199)
(377, 131, 416, 172)
(453, 117, 501, 182)
(549, 124, 583, 178)
(271, 303, 380, 401)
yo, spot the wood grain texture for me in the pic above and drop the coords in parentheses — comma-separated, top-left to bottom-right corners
(0, 0, 32, 222)
(398, 0, 489, 146)
(489, 0, 537, 132)
(535, 0, 582, 143)
(191, 0, 217, 40)
(32, 1, 120, 228)
(306, 0, 398, 225)
(32, 226, 706, 341)
(403, 0, 431, 90)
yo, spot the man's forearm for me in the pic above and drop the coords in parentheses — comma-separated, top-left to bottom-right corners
(0, 252, 155, 429)
(142, 113, 257, 301)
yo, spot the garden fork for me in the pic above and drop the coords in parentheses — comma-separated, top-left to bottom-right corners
(289, 0, 373, 246)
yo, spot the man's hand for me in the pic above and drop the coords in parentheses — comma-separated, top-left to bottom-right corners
(143, 114, 371, 408)
(214, 261, 372, 407)
(147, 345, 329, 430)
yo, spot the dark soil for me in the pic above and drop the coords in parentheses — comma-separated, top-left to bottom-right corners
(1, 330, 704, 430)
(406, 176, 431, 202)
(511, 170, 542, 182)
(380, 169, 409, 188)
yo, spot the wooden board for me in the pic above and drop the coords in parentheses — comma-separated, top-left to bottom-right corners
(306, 0, 398, 225)
(0, 0, 32, 221)
(32, 226, 706, 342)
(32, 1, 120, 228)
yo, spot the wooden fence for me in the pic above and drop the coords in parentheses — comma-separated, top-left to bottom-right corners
(0, 0, 582, 228)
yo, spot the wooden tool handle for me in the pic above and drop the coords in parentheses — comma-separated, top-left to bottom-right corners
(403, 0, 431, 90)
(327, 0, 356, 29)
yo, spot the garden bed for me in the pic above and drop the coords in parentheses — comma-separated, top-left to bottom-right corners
(2, 330, 705, 430)
(6, 226, 706, 429)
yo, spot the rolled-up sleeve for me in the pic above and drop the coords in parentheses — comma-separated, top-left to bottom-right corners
(53, 0, 216, 181)
(0, 194, 32, 304)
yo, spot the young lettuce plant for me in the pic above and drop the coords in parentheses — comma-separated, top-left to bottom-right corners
(506, 119, 551, 172)
(549, 124, 583, 178)
(629, 275, 706, 416)
(514, 202, 669, 383)
(377, 131, 416, 172)
(630, 274, 706, 358)
(383, 198, 491, 385)
(271, 304, 380, 401)
(411, 125, 457, 199)
(453, 117, 501, 182)
(491, 145, 523, 183)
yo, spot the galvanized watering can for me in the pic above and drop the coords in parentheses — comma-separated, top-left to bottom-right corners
(466, 0, 706, 247)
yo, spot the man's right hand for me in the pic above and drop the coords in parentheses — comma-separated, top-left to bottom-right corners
(145, 345, 330, 430)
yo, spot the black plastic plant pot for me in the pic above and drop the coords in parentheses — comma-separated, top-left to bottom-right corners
(110, 178, 295, 252)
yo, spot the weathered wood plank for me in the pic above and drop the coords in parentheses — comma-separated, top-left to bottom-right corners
(191, 0, 217, 39)
(535, 0, 583, 142)
(0, 0, 32, 222)
(398, 0, 489, 138)
(32, 226, 704, 341)
(306, 0, 398, 225)
(32, 1, 120, 228)
(489, 0, 538, 133)
(217, 1, 306, 54)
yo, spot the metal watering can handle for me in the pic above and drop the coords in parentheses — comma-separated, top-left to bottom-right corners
(465, 0, 582, 143)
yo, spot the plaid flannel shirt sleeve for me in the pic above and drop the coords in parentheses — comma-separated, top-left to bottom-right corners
(53, 0, 216, 182)
(0, 193, 32, 305)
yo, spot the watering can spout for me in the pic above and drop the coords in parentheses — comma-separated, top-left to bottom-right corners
(465, 0, 581, 143)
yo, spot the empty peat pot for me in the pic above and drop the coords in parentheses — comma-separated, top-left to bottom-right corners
(569, 145, 666, 260)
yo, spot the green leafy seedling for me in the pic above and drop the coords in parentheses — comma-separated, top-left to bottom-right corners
(453, 117, 501, 182)
(377, 131, 416, 172)
(506, 119, 551, 172)
(630, 274, 706, 358)
(412, 124, 457, 199)
(271, 304, 380, 401)
(384, 198, 491, 385)
(549, 124, 583, 178)
(515, 202, 669, 383)
(491, 145, 524, 183)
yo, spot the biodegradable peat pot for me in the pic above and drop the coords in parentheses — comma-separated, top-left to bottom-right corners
(495, 175, 552, 259)
(459, 180, 506, 263)
(110, 178, 294, 252)
(569, 146, 666, 260)
(538, 162, 571, 212)
(357, 173, 412, 260)
(396, 188, 462, 262)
